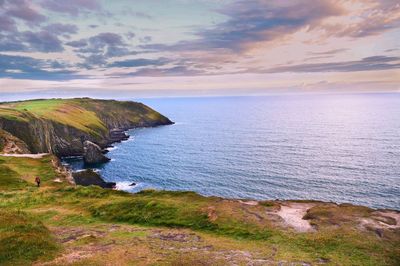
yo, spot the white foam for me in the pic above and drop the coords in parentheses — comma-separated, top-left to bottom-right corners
(124, 136, 135, 142)
(116, 181, 137, 191)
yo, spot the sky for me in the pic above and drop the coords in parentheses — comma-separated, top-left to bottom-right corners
(0, 0, 399, 100)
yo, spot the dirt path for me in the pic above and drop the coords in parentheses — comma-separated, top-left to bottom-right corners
(276, 203, 315, 232)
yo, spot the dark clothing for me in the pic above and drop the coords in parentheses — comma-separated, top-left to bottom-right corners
(35, 177, 41, 187)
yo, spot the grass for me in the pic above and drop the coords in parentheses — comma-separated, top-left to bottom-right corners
(0, 156, 399, 265)
(0, 210, 59, 265)
(0, 98, 171, 144)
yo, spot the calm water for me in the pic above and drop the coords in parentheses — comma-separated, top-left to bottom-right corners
(66, 94, 400, 210)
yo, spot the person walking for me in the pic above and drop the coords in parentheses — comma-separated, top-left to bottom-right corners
(35, 176, 41, 187)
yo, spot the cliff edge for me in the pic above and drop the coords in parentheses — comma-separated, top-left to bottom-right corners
(0, 98, 173, 157)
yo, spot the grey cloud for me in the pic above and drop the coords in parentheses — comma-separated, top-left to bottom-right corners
(0, 34, 26, 51)
(121, 8, 153, 20)
(41, 0, 101, 16)
(89, 32, 125, 47)
(126, 32, 135, 40)
(0, 15, 16, 31)
(69, 32, 135, 68)
(43, 23, 78, 37)
(266, 56, 400, 73)
(7, 4, 46, 23)
(21, 30, 64, 52)
(141, 0, 343, 53)
(0, 54, 78, 80)
(109, 58, 169, 68)
(139, 36, 152, 43)
(121, 66, 204, 77)
(66, 39, 88, 48)
(309, 49, 348, 56)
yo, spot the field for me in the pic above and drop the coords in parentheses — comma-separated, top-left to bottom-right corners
(0, 156, 399, 265)
(0, 99, 107, 137)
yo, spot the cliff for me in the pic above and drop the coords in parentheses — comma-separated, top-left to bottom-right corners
(0, 98, 173, 156)
(0, 129, 30, 154)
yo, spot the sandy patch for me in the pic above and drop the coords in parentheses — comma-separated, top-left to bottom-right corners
(238, 200, 259, 206)
(276, 203, 315, 232)
(361, 210, 400, 231)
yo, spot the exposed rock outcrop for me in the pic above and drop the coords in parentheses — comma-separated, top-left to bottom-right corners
(72, 169, 116, 188)
(83, 141, 110, 164)
(0, 129, 30, 154)
(109, 128, 130, 143)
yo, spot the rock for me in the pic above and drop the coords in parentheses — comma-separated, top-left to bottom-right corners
(72, 169, 116, 189)
(0, 129, 30, 154)
(83, 141, 110, 164)
(129, 182, 136, 186)
(108, 128, 130, 143)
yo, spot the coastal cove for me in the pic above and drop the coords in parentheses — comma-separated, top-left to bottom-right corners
(65, 94, 400, 210)
(1, 96, 400, 265)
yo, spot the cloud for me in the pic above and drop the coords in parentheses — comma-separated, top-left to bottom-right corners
(142, 0, 343, 54)
(89, 32, 125, 47)
(0, 0, 46, 33)
(309, 49, 348, 56)
(41, 0, 101, 16)
(0, 54, 77, 80)
(266, 56, 400, 73)
(120, 66, 204, 77)
(43, 23, 78, 38)
(0, 15, 16, 31)
(68, 32, 135, 68)
(109, 58, 169, 68)
(126, 32, 135, 40)
(21, 30, 64, 52)
(66, 39, 87, 48)
(322, 0, 400, 38)
(0, 29, 65, 53)
(6, 3, 46, 23)
(121, 7, 153, 20)
(139, 36, 152, 43)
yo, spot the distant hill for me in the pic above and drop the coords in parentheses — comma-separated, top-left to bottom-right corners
(0, 98, 173, 156)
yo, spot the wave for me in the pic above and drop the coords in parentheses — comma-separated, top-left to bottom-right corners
(116, 181, 137, 191)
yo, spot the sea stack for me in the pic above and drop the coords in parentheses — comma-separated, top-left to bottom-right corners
(83, 140, 111, 164)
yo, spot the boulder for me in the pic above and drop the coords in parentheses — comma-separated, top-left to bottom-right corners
(72, 169, 116, 189)
(83, 140, 110, 164)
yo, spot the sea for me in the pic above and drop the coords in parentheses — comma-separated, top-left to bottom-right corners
(65, 93, 400, 210)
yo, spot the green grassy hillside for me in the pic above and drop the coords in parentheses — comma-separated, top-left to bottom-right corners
(0, 156, 399, 265)
(0, 98, 173, 155)
(0, 98, 171, 137)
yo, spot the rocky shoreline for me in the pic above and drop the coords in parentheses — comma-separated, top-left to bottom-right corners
(69, 128, 132, 188)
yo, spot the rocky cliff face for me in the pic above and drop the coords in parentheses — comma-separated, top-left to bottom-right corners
(0, 98, 173, 157)
(83, 141, 111, 164)
(0, 129, 30, 154)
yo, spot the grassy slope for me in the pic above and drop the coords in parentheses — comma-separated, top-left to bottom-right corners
(0, 98, 171, 140)
(0, 156, 399, 265)
(0, 99, 107, 138)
